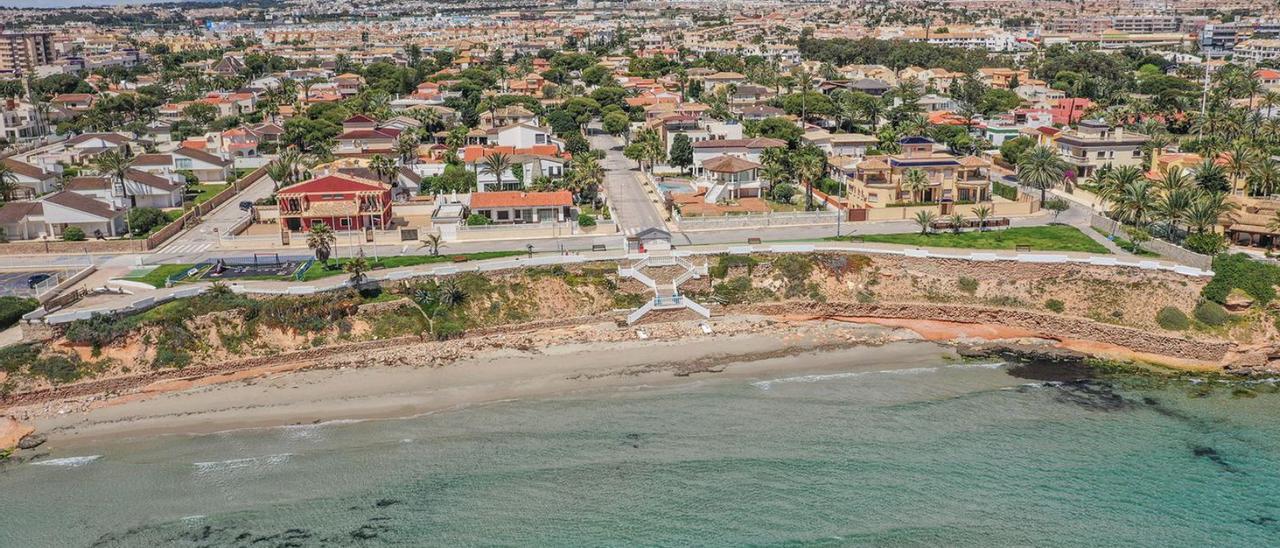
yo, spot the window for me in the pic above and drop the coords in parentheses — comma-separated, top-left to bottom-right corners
(497, 210, 510, 220)
(340, 218, 350, 228)
(535, 133, 547, 144)
(175, 158, 193, 169)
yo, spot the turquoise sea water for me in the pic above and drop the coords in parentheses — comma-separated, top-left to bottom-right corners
(3, 357, 1280, 546)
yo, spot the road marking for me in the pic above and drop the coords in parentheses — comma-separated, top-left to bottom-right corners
(155, 242, 213, 255)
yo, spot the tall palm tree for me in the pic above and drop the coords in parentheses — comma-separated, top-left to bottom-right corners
(1154, 166, 1194, 194)
(568, 154, 604, 204)
(1248, 161, 1280, 197)
(1185, 192, 1238, 234)
(1110, 179, 1156, 228)
(1193, 158, 1229, 193)
(94, 149, 134, 207)
(0, 162, 19, 202)
(901, 168, 930, 203)
(396, 134, 419, 164)
(369, 154, 397, 185)
(306, 222, 337, 264)
(344, 250, 370, 287)
(1154, 186, 1196, 241)
(1225, 141, 1256, 192)
(1016, 145, 1066, 203)
(792, 150, 825, 211)
(481, 152, 515, 190)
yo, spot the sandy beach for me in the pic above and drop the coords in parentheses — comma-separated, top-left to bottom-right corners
(15, 319, 962, 450)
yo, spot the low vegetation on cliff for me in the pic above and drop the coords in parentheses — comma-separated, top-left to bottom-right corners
(1, 252, 1258, 395)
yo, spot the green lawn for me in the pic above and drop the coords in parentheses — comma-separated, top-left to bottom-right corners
(123, 264, 203, 288)
(186, 184, 229, 209)
(1091, 227, 1160, 257)
(297, 251, 526, 282)
(837, 225, 1111, 254)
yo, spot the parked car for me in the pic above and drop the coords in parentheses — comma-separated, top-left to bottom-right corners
(239, 200, 254, 211)
(26, 273, 51, 288)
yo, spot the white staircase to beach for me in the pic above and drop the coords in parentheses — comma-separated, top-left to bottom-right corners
(617, 252, 711, 324)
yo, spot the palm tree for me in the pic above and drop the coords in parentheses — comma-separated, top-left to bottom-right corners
(947, 213, 966, 233)
(369, 154, 397, 185)
(1248, 161, 1280, 198)
(1097, 165, 1144, 209)
(792, 150, 825, 211)
(307, 222, 337, 265)
(1154, 166, 1194, 194)
(1185, 192, 1238, 234)
(1267, 210, 1280, 236)
(901, 168, 930, 203)
(1155, 186, 1196, 241)
(481, 152, 515, 190)
(1193, 158, 1229, 193)
(420, 233, 443, 256)
(761, 163, 788, 189)
(914, 210, 938, 235)
(1111, 180, 1156, 228)
(1016, 145, 1067, 204)
(344, 250, 370, 287)
(94, 149, 133, 207)
(568, 154, 604, 204)
(0, 162, 19, 202)
(396, 134, 419, 164)
(972, 205, 993, 232)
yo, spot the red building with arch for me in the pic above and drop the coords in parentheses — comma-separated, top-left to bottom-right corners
(277, 173, 393, 233)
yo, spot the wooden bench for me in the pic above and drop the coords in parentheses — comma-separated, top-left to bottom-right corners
(747, 237, 762, 244)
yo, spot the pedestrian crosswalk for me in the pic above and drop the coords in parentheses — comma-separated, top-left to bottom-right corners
(154, 241, 214, 255)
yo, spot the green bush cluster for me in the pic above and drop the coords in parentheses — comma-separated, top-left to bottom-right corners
(1155, 306, 1190, 330)
(1194, 301, 1231, 326)
(1202, 253, 1280, 306)
(62, 226, 85, 241)
(0, 297, 38, 329)
(577, 213, 596, 227)
(1183, 232, 1227, 256)
(710, 254, 759, 278)
(0, 344, 85, 384)
(957, 276, 978, 294)
(1044, 299, 1065, 313)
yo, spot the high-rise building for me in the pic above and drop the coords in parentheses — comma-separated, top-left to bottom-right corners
(0, 31, 54, 76)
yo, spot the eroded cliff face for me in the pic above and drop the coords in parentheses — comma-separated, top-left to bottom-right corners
(2, 252, 1270, 399)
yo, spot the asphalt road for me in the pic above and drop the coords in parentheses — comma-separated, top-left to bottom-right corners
(590, 132, 665, 233)
(151, 170, 280, 258)
(0, 270, 56, 297)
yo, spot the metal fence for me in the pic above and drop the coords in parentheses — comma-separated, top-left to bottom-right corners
(676, 210, 842, 230)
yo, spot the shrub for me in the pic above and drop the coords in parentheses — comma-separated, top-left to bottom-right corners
(62, 226, 85, 241)
(27, 354, 82, 384)
(128, 207, 170, 236)
(1202, 253, 1280, 305)
(710, 254, 758, 278)
(0, 344, 39, 374)
(957, 276, 978, 294)
(771, 183, 796, 203)
(64, 313, 134, 348)
(0, 296, 38, 329)
(577, 213, 596, 227)
(1184, 232, 1227, 256)
(1044, 299, 1065, 313)
(1194, 301, 1231, 326)
(465, 214, 493, 226)
(1155, 306, 1190, 330)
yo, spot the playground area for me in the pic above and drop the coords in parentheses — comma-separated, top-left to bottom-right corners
(203, 254, 309, 281)
(124, 254, 312, 287)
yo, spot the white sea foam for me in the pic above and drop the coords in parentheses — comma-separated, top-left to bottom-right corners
(752, 371, 869, 390)
(752, 366, 945, 389)
(30, 455, 101, 467)
(193, 453, 294, 474)
(948, 361, 1006, 370)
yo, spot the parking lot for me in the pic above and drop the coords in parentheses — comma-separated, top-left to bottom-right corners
(0, 270, 61, 297)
